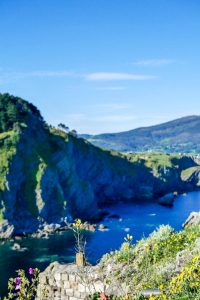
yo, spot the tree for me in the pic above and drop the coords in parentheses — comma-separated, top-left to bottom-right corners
(0, 93, 42, 133)
(70, 129, 77, 137)
(58, 123, 69, 133)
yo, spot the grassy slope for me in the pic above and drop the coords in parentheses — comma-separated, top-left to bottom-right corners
(100, 224, 200, 299)
(0, 130, 19, 191)
(124, 152, 198, 179)
(0, 130, 20, 221)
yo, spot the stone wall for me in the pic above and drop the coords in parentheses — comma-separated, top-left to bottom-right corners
(36, 261, 161, 300)
(36, 262, 108, 300)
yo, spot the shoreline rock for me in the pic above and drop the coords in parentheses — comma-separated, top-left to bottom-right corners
(0, 221, 14, 239)
(0, 221, 95, 241)
(11, 243, 21, 250)
(158, 192, 177, 206)
(108, 214, 120, 219)
(183, 211, 200, 228)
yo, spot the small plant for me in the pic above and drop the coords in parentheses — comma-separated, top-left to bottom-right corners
(4, 268, 40, 300)
(73, 218, 85, 252)
(124, 233, 133, 266)
(124, 234, 133, 245)
(73, 218, 86, 266)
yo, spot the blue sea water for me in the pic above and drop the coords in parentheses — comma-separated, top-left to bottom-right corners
(0, 191, 200, 296)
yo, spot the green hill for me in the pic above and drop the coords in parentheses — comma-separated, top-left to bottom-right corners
(81, 116, 200, 153)
(0, 93, 200, 237)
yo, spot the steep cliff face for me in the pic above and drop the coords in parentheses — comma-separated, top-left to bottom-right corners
(0, 123, 150, 234)
(0, 94, 199, 236)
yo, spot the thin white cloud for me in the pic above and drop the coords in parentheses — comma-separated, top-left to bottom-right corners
(134, 59, 175, 66)
(0, 69, 156, 85)
(23, 71, 73, 77)
(0, 70, 74, 84)
(85, 72, 156, 81)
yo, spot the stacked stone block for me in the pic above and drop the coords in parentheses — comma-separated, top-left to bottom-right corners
(36, 262, 104, 300)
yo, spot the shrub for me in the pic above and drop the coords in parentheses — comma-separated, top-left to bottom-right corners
(3, 268, 40, 300)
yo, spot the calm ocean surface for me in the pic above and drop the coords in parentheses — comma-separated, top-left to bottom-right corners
(0, 191, 200, 297)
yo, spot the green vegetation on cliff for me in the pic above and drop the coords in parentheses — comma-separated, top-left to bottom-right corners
(0, 130, 19, 191)
(125, 152, 197, 178)
(0, 93, 42, 133)
(100, 223, 200, 299)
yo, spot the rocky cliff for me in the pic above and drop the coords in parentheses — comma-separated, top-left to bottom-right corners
(0, 94, 200, 237)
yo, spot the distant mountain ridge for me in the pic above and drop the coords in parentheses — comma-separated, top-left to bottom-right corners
(80, 116, 200, 153)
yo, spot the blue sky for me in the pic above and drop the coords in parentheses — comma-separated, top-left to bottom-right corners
(0, 0, 200, 134)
